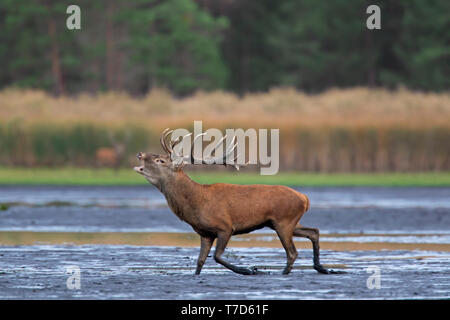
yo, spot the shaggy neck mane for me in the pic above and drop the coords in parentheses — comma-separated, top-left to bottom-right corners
(159, 170, 203, 222)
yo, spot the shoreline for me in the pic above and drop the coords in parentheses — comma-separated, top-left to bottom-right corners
(0, 168, 449, 187)
(1, 231, 449, 252)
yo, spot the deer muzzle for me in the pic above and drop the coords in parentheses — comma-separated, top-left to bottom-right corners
(133, 165, 144, 174)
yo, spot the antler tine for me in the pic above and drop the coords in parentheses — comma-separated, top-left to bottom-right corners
(215, 135, 227, 150)
(221, 135, 238, 164)
(224, 135, 237, 156)
(170, 133, 186, 150)
(170, 133, 192, 161)
(222, 136, 248, 170)
(199, 135, 240, 168)
(202, 134, 231, 165)
(160, 128, 171, 154)
(190, 133, 206, 163)
(163, 129, 174, 153)
(182, 132, 244, 171)
(228, 153, 249, 171)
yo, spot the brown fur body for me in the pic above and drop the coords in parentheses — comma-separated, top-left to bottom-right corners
(162, 171, 308, 237)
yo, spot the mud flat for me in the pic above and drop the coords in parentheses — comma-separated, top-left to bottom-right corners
(0, 245, 449, 299)
(0, 186, 449, 235)
(0, 186, 448, 299)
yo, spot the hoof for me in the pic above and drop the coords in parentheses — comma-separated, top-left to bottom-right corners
(315, 266, 330, 274)
(250, 266, 258, 274)
(330, 270, 346, 274)
(235, 267, 254, 275)
(314, 264, 345, 274)
(241, 266, 264, 275)
(250, 266, 265, 275)
(282, 268, 292, 275)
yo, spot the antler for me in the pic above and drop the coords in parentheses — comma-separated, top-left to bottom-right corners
(190, 133, 241, 169)
(160, 128, 173, 154)
(160, 128, 246, 170)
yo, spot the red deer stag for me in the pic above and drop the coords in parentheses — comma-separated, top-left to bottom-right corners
(134, 129, 339, 275)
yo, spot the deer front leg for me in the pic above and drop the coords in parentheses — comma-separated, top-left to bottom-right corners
(274, 226, 298, 275)
(214, 232, 258, 275)
(195, 236, 214, 275)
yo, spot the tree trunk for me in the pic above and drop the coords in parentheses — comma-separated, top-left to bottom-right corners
(48, 15, 65, 95)
(106, 2, 115, 91)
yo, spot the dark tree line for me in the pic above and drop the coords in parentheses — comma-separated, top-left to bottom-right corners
(0, 0, 448, 96)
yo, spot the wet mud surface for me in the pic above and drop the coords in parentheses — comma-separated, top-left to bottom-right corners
(0, 186, 448, 299)
(0, 245, 448, 299)
(0, 186, 449, 234)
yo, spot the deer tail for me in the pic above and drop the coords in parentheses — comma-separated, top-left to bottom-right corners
(295, 191, 310, 213)
(305, 194, 310, 212)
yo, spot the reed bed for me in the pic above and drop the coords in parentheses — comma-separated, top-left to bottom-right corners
(0, 87, 448, 172)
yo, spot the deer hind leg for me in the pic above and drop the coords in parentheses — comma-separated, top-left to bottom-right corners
(294, 225, 340, 274)
(214, 231, 258, 275)
(274, 226, 298, 275)
(195, 236, 214, 275)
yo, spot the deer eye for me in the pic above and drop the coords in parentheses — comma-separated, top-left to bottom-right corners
(155, 158, 165, 164)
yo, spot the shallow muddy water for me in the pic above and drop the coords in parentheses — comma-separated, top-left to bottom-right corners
(0, 185, 449, 299)
(0, 186, 449, 234)
(0, 245, 449, 299)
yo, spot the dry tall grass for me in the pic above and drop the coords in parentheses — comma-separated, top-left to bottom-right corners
(1, 87, 449, 127)
(0, 87, 449, 171)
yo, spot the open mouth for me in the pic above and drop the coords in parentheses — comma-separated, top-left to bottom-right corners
(134, 153, 148, 176)
(133, 165, 145, 175)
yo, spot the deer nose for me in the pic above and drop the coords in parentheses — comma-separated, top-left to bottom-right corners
(137, 152, 143, 160)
